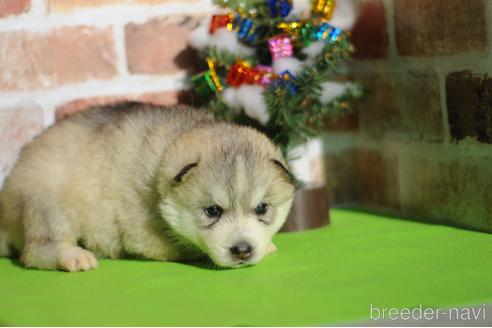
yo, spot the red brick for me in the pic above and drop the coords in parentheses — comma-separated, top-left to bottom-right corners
(399, 155, 492, 232)
(351, 0, 388, 59)
(395, 71, 443, 142)
(394, 0, 487, 56)
(0, 27, 117, 91)
(355, 73, 401, 137)
(48, 0, 199, 12)
(354, 149, 400, 210)
(125, 16, 202, 75)
(0, 107, 44, 183)
(324, 113, 359, 131)
(356, 71, 443, 141)
(55, 91, 182, 120)
(446, 71, 492, 144)
(324, 150, 357, 203)
(0, 0, 30, 18)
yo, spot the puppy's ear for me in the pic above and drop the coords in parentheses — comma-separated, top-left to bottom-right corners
(156, 130, 203, 194)
(174, 162, 198, 183)
(271, 159, 295, 184)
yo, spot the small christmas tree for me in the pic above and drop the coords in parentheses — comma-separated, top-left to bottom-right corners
(188, 0, 362, 157)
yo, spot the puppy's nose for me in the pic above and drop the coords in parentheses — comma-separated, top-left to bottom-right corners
(230, 242, 253, 261)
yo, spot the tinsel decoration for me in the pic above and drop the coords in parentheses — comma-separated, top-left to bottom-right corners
(191, 58, 223, 96)
(207, 58, 223, 92)
(277, 21, 305, 45)
(315, 23, 342, 42)
(226, 61, 259, 87)
(237, 17, 254, 39)
(257, 65, 274, 86)
(298, 22, 342, 45)
(268, 34, 294, 60)
(209, 14, 232, 33)
(235, 16, 267, 44)
(207, 12, 268, 48)
(299, 23, 314, 46)
(192, 72, 217, 97)
(278, 21, 304, 34)
(271, 70, 298, 95)
(312, 0, 336, 21)
(266, 0, 292, 18)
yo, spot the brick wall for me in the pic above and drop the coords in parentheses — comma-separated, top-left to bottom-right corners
(1, 0, 490, 233)
(324, 0, 492, 232)
(0, 0, 211, 186)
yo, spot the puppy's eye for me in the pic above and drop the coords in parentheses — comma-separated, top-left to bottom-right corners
(204, 205, 222, 218)
(255, 203, 268, 215)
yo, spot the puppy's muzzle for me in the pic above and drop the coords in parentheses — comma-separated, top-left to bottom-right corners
(229, 241, 253, 261)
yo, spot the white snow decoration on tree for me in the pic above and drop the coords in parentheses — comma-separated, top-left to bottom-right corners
(222, 85, 270, 125)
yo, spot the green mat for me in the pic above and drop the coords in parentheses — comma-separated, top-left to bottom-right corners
(1, 209, 491, 326)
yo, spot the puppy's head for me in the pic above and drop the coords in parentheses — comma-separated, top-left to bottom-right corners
(157, 124, 294, 268)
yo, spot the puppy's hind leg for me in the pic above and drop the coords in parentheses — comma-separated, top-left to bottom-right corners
(0, 195, 11, 257)
(20, 198, 98, 272)
(0, 229, 10, 257)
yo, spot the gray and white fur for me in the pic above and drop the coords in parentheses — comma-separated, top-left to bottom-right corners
(0, 103, 294, 271)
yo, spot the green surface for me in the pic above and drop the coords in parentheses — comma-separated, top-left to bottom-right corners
(1, 209, 491, 326)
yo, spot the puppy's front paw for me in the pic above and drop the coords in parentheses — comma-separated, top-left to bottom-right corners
(267, 242, 277, 255)
(58, 246, 98, 272)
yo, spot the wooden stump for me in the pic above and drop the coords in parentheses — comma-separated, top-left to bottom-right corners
(281, 184, 330, 232)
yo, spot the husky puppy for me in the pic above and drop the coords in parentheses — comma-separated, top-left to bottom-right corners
(0, 103, 294, 271)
